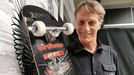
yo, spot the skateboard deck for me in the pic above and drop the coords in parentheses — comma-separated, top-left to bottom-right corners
(21, 5, 74, 75)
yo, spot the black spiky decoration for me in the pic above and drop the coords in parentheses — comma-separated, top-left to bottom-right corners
(11, 0, 37, 75)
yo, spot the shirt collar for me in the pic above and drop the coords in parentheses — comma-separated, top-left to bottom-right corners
(74, 39, 104, 53)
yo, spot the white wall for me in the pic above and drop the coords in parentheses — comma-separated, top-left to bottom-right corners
(0, 0, 22, 75)
(101, 0, 133, 9)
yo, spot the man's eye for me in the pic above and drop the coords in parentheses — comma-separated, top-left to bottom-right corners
(88, 21, 95, 25)
(79, 20, 84, 25)
(89, 21, 98, 26)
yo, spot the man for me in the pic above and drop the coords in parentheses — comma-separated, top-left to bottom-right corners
(68, 0, 120, 75)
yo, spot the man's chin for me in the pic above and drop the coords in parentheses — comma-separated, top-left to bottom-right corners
(79, 35, 91, 39)
(79, 38, 92, 43)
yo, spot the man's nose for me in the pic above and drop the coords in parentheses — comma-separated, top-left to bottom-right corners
(83, 23, 90, 31)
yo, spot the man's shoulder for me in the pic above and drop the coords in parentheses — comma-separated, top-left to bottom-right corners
(101, 44, 117, 55)
(102, 44, 113, 50)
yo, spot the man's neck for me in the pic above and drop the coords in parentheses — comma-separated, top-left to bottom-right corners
(83, 41, 97, 54)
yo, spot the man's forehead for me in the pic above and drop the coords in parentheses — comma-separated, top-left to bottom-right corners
(77, 14, 99, 21)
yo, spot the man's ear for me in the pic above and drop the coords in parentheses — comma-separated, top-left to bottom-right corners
(98, 25, 101, 30)
(100, 19, 104, 29)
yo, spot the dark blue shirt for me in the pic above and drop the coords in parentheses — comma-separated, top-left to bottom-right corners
(68, 39, 119, 75)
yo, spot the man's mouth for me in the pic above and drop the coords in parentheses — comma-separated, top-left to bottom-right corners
(80, 32, 91, 38)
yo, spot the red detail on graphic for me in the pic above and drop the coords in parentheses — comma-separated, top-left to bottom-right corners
(43, 50, 64, 60)
(45, 67, 52, 74)
(37, 43, 64, 51)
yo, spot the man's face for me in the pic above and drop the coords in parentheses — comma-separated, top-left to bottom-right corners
(76, 6, 101, 45)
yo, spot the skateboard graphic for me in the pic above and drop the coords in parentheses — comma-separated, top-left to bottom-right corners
(21, 5, 74, 75)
